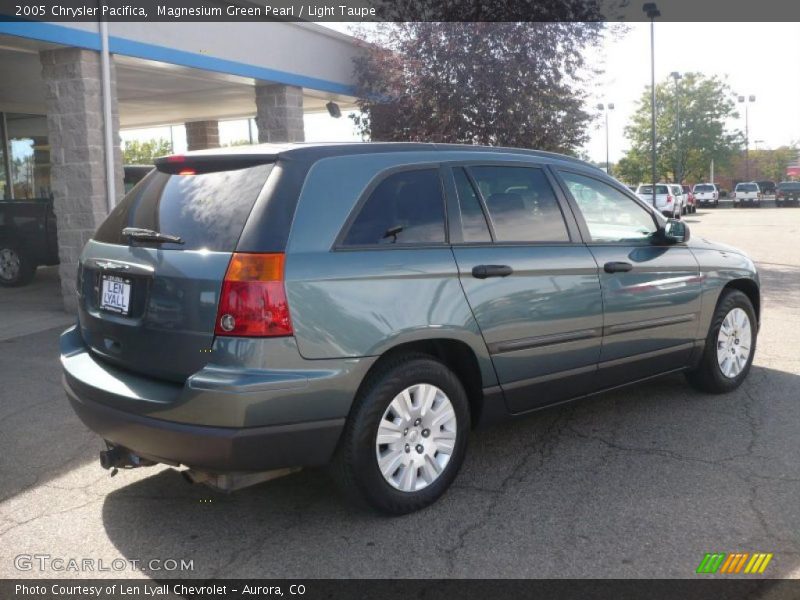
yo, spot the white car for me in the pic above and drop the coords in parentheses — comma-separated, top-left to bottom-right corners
(734, 182, 762, 207)
(670, 184, 688, 216)
(693, 183, 720, 207)
(635, 183, 682, 219)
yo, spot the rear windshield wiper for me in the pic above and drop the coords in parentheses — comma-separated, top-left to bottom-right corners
(122, 227, 184, 245)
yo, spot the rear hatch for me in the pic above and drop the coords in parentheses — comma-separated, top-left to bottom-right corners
(77, 156, 274, 382)
(779, 183, 800, 197)
(694, 185, 716, 199)
(636, 184, 670, 209)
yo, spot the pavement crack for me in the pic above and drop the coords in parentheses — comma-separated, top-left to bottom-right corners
(441, 409, 575, 574)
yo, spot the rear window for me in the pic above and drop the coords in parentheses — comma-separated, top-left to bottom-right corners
(736, 183, 758, 192)
(778, 182, 800, 190)
(94, 164, 272, 251)
(694, 185, 715, 192)
(638, 185, 669, 195)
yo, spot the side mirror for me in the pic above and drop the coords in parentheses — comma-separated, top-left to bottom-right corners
(662, 218, 690, 243)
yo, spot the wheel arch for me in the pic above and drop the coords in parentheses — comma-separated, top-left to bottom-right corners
(722, 278, 760, 325)
(354, 338, 489, 427)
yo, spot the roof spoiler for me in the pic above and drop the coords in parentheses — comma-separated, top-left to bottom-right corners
(154, 153, 278, 175)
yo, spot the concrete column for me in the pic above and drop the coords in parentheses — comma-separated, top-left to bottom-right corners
(185, 120, 220, 151)
(40, 47, 123, 312)
(255, 83, 305, 143)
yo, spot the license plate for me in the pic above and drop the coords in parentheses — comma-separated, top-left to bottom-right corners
(100, 275, 132, 315)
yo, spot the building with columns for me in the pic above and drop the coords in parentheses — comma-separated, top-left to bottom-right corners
(0, 20, 360, 309)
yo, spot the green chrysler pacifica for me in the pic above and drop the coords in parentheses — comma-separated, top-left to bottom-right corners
(60, 143, 760, 514)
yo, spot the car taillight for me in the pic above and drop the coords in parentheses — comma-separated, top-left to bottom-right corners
(666, 195, 673, 203)
(215, 253, 293, 337)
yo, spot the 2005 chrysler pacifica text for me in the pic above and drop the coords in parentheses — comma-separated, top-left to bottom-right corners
(61, 143, 760, 514)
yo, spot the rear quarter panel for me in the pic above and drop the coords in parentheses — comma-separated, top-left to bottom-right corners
(283, 152, 499, 388)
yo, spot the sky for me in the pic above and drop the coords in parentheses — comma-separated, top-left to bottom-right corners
(584, 22, 800, 163)
(121, 22, 800, 164)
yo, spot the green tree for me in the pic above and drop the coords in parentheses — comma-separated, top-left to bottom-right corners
(123, 138, 173, 165)
(620, 73, 742, 183)
(351, 23, 605, 154)
(614, 153, 650, 186)
(750, 146, 798, 182)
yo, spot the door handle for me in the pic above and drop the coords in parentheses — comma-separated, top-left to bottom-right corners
(604, 261, 633, 273)
(472, 265, 513, 279)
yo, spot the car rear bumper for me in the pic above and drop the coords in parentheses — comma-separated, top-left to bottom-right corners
(60, 325, 373, 471)
(65, 380, 344, 471)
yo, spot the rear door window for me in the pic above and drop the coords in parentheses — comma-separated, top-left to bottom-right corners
(94, 164, 272, 251)
(466, 166, 569, 243)
(341, 169, 446, 246)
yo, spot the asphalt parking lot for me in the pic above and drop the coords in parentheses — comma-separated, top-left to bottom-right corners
(1, 206, 798, 579)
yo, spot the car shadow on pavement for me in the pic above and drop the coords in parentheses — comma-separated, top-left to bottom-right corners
(100, 364, 800, 579)
(0, 325, 99, 504)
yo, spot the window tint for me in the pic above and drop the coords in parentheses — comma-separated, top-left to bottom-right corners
(560, 171, 657, 243)
(694, 184, 715, 192)
(467, 166, 569, 243)
(736, 183, 758, 192)
(453, 168, 491, 242)
(94, 164, 272, 251)
(342, 169, 445, 246)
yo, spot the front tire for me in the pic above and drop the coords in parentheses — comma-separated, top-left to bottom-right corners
(686, 289, 757, 394)
(331, 354, 470, 514)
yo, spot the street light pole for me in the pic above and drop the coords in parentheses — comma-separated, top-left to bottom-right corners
(644, 3, 661, 208)
(598, 102, 615, 176)
(670, 71, 682, 183)
(738, 94, 756, 180)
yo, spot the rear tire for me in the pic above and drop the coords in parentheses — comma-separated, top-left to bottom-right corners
(0, 245, 36, 287)
(685, 289, 757, 394)
(331, 353, 470, 515)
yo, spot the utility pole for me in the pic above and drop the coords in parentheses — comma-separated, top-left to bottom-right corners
(738, 94, 756, 180)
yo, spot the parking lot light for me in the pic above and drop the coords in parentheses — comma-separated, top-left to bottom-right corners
(643, 3, 661, 207)
(598, 102, 615, 176)
(670, 72, 682, 183)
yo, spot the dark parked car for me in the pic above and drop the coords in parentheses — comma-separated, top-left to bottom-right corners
(123, 164, 152, 193)
(776, 181, 800, 206)
(0, 197, 59, 286)
(0, 166, 153, 287)
(756, 180, 776, 196)
(61, 143, 761, 514)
